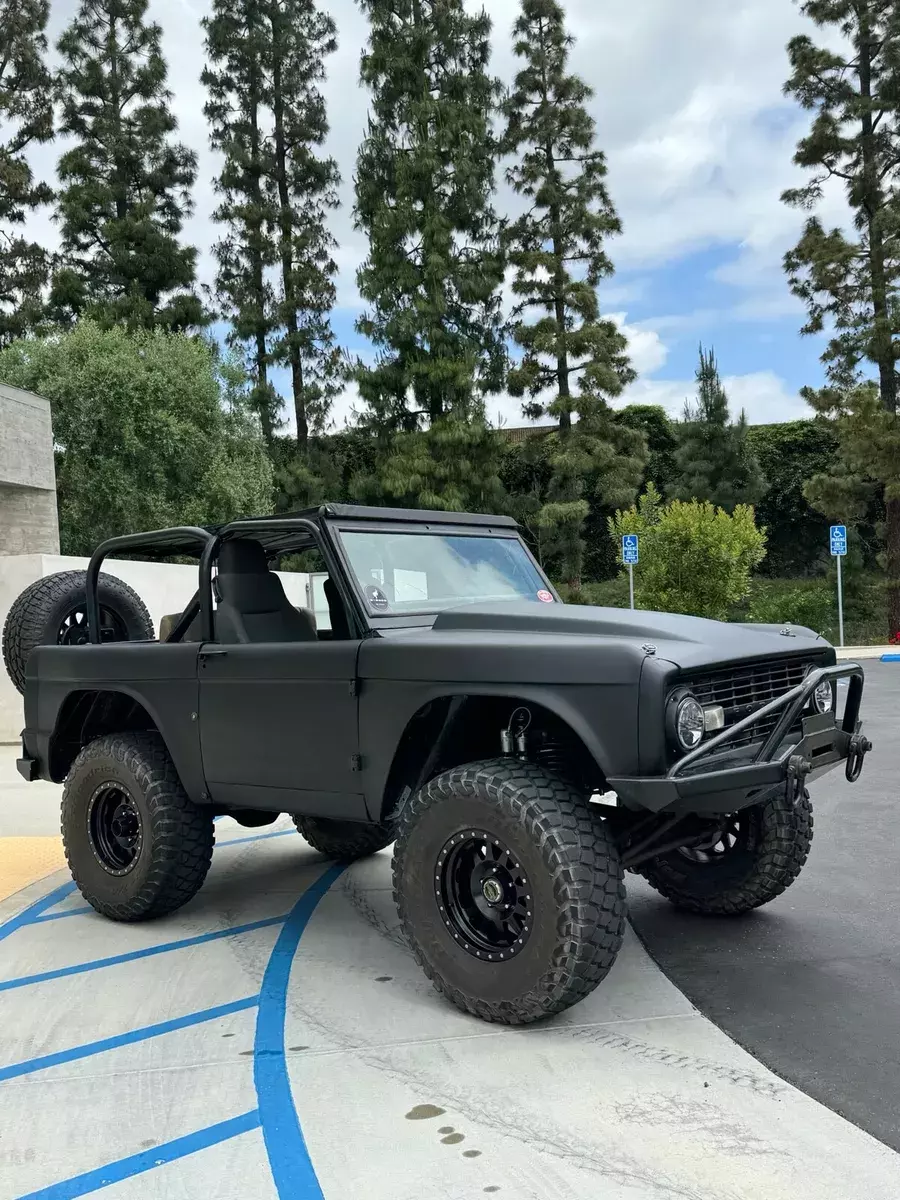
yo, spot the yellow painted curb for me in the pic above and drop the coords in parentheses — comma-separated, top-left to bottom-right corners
(0, 837, 67, 902)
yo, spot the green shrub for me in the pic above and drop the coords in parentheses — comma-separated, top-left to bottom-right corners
(608, 484, 767, 620)
(0, 322, 273, 554)
(747, 581, 833, 632)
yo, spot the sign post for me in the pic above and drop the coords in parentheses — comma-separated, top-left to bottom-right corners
(830, 525, 847, 647)
(622, 535, 639, 611)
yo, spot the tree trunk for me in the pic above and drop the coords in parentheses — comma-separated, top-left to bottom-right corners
(247, 41, 272, 444)
(538, 12, 571, 437)
(271, 26, 307, 454)
(858, 19, 899, 633)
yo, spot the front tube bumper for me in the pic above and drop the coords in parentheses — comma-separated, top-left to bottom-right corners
(609, 662, 870, 815)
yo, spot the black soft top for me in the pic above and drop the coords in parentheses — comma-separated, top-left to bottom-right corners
(92, 504, 519, 562)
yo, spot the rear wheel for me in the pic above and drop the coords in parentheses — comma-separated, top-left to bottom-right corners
(2, 570, 153, 694)
(62, 732, 214, 921)
(292, 815, 394, 860)
(393, 758, 626, 1025)
(636, 790, 813, 915)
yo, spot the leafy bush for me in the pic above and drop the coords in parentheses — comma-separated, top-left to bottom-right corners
(556, 577, 630, 607)
(0, 322, 273, 554)
(608, 483, 767, 620)
(747, 581, 834, 633)
(743, 574, 887, 645)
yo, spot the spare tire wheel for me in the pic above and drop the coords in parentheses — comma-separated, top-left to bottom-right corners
(2, 570, 154, 694)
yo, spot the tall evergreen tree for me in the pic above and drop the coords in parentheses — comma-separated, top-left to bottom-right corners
(264, 0, 342, 452)
(52, 0, 203, 330)
(501, 0, 644, 589)
(783, 0, 900, 635)
(352, 0, 506, 512)
(669, 346, 765, 512)
(203, 0, 280, 442)
(203, 0, 342, 454)
(0, 0, 53, 345)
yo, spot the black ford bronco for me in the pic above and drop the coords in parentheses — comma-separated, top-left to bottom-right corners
(3, 505, 871, 1024)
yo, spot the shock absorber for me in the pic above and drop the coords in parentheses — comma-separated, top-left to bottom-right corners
(500, 707, 532, 759)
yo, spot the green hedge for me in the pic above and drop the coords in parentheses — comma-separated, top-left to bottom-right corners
(559, 573, 888, 645)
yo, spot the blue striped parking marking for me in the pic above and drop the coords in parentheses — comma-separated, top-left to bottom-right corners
(1, 825, 296, 935)
(255, 863, 345, 1199)
(0, 882, 77, 944)
(0, 994, 259, 1083)
(0, 914, 288, 993)
(15, 1110, 262, 1200)
(30, 907, 94, 924)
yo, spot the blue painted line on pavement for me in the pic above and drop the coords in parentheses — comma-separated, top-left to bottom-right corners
(15, 1109, 261, 1200)
(217, 829, 294, 848)
(880, 653, 900, 662)
(0, 994, 259, 1083)
(30, 906, 95, 924)
(0, 914, 287, 993)
(255, 863, 345, 1200)
(0, 882, 77, 944)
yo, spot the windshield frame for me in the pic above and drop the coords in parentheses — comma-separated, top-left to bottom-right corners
(330, 519, 558, 629)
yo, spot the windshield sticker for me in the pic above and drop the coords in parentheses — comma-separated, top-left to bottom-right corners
(537, 590, 555, 603)
(365, 584, 390, 612)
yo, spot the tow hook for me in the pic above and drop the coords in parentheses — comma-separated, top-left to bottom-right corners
(846, 734, 872, 783)
(786, 755, 811, 804)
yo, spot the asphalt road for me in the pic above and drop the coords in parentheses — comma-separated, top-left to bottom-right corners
(629, 660, 900, 1152)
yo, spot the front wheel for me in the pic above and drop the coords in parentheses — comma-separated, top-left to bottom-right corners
(62, 733, 215, 920)
(392, 759, 626, 1025)
(636, 790, 813, 915)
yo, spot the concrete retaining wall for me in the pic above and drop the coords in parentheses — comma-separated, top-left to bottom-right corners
(0, 384, 59, 556)
(0, 556, 312, 743)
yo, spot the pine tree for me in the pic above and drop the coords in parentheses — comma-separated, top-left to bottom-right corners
(52, 0, 203, 330)
(203, 0, 342, 453)
(353, 0, 506, 512)
(0, 0, 53, 345)
(783, 0, 900, 635)
(501, 0, 644, 589)
(203, 0, 280, 442)
(669, 346, 766, 512)
(264, 0, 342, 452)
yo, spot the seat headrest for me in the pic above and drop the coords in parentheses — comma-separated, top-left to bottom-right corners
(218, 539, 269, 575)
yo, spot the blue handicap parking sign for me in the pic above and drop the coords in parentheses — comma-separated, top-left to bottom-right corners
(622, 534, 639, 565)
(830, 525, 847, 557)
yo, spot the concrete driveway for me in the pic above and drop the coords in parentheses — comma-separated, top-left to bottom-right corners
(2, 687, 900, 1200)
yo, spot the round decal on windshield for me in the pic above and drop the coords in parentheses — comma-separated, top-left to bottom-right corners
(365, 584, 390, 612)
(537, 590, 555, 603)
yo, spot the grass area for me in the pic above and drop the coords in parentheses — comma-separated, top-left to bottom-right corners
(559, 573, 889, 646)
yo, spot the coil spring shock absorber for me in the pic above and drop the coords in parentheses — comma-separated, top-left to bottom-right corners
(500, 707, 532, 758)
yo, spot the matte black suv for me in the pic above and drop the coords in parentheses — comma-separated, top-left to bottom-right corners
(4, 505, 871, 1023)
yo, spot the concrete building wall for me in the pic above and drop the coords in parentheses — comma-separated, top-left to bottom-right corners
(0, 384, 59, 555)
(1, 557, 312, 743)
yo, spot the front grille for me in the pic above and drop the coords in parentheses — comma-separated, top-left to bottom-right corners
(681, 657, 821, 751)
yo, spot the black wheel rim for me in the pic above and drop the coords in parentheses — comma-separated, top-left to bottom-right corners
(88, 783, 143, 875)
(58, 605, 127, 647)
(436, 830, 532, 961)
(678, 814, 747, 865)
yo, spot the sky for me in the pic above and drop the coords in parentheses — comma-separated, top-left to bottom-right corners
(29, 0, 853, 432)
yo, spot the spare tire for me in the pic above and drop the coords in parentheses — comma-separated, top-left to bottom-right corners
(2, 570, 154, 695)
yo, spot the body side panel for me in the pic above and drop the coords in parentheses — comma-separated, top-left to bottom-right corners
(24, 642, 204, 796)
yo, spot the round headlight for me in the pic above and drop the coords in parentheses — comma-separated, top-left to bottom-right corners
(813, 679, 834, 714)
(675, 695, 705, 751)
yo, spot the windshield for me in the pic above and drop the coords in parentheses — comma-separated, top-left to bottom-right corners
(338, 530, 554, 616)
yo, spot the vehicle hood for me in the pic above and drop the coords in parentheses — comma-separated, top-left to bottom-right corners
(429, 602, 831, 670)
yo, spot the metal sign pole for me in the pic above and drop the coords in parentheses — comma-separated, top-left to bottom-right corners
(837, 553, 845, 648)
(629, 564, 635, 611)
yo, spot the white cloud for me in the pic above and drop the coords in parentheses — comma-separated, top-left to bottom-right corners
(618, 368, 808, 426)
